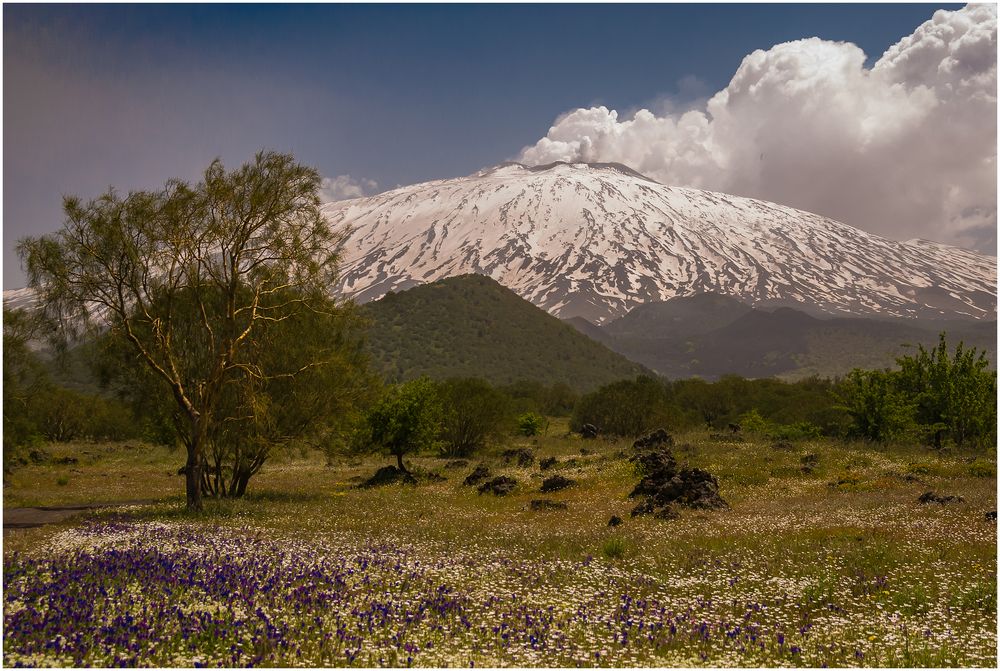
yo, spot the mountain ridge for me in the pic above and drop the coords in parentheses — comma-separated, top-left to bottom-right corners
(324, 161, 996, 323)
(565, 291, 997, 380)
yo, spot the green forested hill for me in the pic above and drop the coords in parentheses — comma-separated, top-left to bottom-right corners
(361, 274, 648, 390)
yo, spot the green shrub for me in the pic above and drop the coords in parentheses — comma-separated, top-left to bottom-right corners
(355, 378, 443, 471)
(907, 462, 933, 475)
(837, 369, 915, 443)
(968, 459, 996, 478)
(438, 378, 512, 457)
(769, 421, 822, 441)
(571, 376, 671, 436)
(738, 408, 770, 434)
(601, 537, 628, 559)
(517, 412, 546, 437)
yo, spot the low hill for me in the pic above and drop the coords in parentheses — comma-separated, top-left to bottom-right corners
(602, 293, 752, 340)
(567, 292, 997, 380)
(361, 274, 649, 390)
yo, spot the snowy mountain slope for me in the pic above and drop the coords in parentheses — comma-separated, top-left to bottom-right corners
(324, 162, 997, 323)
(2, 287, 41, 312)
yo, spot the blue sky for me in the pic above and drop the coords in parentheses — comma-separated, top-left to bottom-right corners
(2, 3, 973, 285)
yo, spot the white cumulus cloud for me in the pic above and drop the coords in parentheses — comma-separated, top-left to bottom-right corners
(319, 174, 380, 202)
(519, 4, 997, 252)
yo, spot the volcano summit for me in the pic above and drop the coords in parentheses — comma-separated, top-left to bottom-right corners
(324, 161, 994, 323)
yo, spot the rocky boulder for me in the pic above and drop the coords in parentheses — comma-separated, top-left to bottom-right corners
(501, 448, 535, 467)
(478, 476, 517, 496)
(628, 428, 727, 519)
(540, 475, 575, 493)
(462, 464, 491, 487)
(633, 428, 674, 451)
(918, 491, 965, 505)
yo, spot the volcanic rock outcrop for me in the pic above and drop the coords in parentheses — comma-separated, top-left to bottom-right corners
(628, 429, 727, 519)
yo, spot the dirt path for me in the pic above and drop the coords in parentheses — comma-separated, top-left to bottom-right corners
(3, 500, 160, 530)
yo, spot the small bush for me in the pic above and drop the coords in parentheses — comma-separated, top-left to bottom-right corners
(517, 412, 545, 437)
(907, 462, 933, 475)
(769, 421, 822, 441)
(571, 376, 673, 436)
(56, 476, 70, 487)
(968, 459, 996, 478)
(438, 378, 511, 457)
(738, 409, 770, 434)
(601, 537, 628, 559)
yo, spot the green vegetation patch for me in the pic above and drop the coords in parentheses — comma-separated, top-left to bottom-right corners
(362, 274, 648, 390)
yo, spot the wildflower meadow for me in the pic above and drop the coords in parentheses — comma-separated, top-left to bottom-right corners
(3, 427, 996, 667)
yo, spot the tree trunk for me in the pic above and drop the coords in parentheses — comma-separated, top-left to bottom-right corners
(396, 451, 408, 473)
(234, 470, 251, 498)
(185, 415, 205, 511)
(185, 446, 203, 510)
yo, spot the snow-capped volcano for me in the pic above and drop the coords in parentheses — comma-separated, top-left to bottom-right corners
(7, 162, 994, 325)
(324, 163, 996, 322)
(324, 161, 996, 323)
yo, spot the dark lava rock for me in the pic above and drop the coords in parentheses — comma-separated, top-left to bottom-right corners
(539, 456, 557, 470)
(918, 491, 965, 505)
(630, 500, 680, 520)
(478, 476, 517, 496)
(443, 459, 469, 470)
(629, 449, 678, 489)
(636, 468, 727, 510)
(501, 448, 535, 467)
(360, 466, 416, 488)
(580, 423, 599, 439)
(463, 464, 491, 487)
(540, 475, 576, 493)
(579, 448, 592, 456)
(608, 515, 623, 527)
(28, 449, 49, 464)
(530, 499, 568, 511)
(54, 456, 79, 465)
(633, 429, 674, 451)
(628, 429, 727, 519)
(986, 511, 997, 522)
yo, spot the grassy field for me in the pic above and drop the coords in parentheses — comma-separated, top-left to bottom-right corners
(3, 421, 996, 667)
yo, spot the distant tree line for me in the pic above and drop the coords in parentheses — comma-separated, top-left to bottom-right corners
(570, 333, 995, 449)
(569, 374, 847, 438)
(3, 310, 142, 472)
